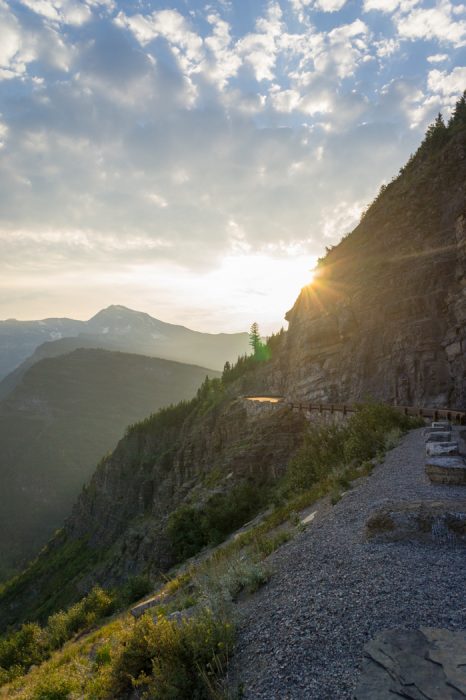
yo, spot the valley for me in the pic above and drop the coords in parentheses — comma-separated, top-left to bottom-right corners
(0, 349, 219, 579)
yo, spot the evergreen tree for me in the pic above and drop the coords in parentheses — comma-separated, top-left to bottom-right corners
(449, 91, 466, 128)
(422, 113, 448, 151)
(249, 322, 261, 355)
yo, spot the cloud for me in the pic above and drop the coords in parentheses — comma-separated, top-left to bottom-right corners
(290, 0, 348, 17)
(115, 9, 203, 74)
(0, 2, 33, 80)
(236, 2, 283, 81)
(363, 0, 466, 47)
(316, 0, 348, 11)
(20, 0, 91, 25)
(18, 0, 114, 25)
(203, 13, 241, 89)
(363, 0, 407, 12)
(427, 53, 449, 62)
(397, 1, 466, 46)
(427, 66, 466, 97)
(0, 1, 74, 80)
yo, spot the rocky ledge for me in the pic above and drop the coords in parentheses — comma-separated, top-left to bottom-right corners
(355, 627, 466, 699)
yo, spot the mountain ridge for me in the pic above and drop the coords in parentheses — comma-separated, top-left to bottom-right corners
(0, 348, 220, 580)
(0, 305, 250, 383)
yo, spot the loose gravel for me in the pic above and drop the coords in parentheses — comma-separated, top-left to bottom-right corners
(228, 427, 466, 699)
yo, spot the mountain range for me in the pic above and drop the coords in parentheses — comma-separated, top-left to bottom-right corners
(0, 305, 250, 384)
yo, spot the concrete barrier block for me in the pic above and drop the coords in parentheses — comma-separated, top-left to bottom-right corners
(423, 427, 451, 437)
(425, 442, 459, 457)
(425, 456, 466, 485)
(424, 431, 452, 443)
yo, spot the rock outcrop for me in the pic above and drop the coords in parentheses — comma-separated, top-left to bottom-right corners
(65, 400, 305, 579)
(355, 627, 466, 699)
(275, 132, 466, 408)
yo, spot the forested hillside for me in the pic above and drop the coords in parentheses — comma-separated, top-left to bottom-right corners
(0, 349, 219, 579)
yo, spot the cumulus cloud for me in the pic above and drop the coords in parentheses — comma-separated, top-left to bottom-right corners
(0, 1, 34, 80)
(364, 0, 466, 47)
(19, 0, 113, 25)
(427, 53, 449, 63)
(397, 1, 466, 46)
(428, 66, 466, 97)
(236, 2, 284, 81)
(290, 0, 348, 17)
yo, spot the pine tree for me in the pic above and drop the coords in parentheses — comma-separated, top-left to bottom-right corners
(249, 322, 261, 355)
(423, 112, 448, 151)
(449, 91, 466, 129)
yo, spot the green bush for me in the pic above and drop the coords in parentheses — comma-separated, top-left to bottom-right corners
(195, 553, 270, 615)
(343, 403, 414, 464)
(118, 574, 153, 606)
(168, 482, 265, 562)
(94, 643, 112, 667)
(0, 587, 115, 686)
(202, 482, 263, 545)
(47, 586, 114, 649)
(108, 610, 234, 699)
(286, 404, 418, 494)
(287, 423, 346, 491)
(167, 506, 208, 561)
(0, 623, 48, 682)
(252, 530, 292, 558)
(32, 670, 77, 700)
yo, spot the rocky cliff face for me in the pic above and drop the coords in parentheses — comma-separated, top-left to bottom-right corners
(0, 396, 306, 628)
(277, 131, 466, 408)
(66, 399, 305, 582)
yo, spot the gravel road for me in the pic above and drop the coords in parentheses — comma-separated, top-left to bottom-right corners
(228, 427, 466, 699)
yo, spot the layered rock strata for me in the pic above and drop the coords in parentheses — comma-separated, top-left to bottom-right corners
(276, 133, 466, 408)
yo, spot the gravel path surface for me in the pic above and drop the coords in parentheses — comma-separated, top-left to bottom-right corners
(229, 427, 466, 699)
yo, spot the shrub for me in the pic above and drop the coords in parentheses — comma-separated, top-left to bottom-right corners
(168, 482, 265, 562)
(108, 610, 234, 699)
(94, 642, 112, 667)
(343, 403, 413, 464)
(167, 506, 208, 561)
(32, 669, 77, 700)
(286, 423, 346, 491)
(384, 427, 403, 451)
(118, 574, 153, 605)
(194, 553, 270, 616)
(0, 623, 48, 682)
(285, 403, 418, 495)
(47, 587, 114, 649)
(202, 482, 263, 546)
(252, 531, 292, 558)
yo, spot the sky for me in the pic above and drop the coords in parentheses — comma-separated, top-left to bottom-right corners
(1, 0, 466, 333)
